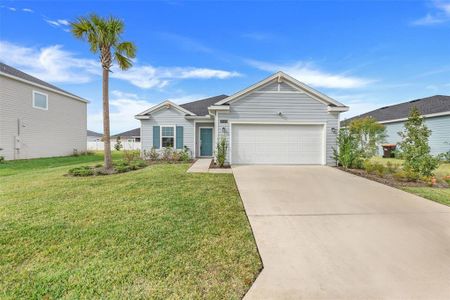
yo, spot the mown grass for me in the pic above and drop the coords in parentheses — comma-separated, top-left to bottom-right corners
(0, 153, 261, 299)
(370, 157, 450, 206)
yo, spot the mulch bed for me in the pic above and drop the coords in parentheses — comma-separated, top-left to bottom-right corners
(209, 160, 231, 169)
(337, 167, 449, 189)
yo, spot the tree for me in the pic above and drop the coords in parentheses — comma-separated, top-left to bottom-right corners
(114, 136, 123, 151)
(398, 107, 439, 178)
(71, 15, 136, 170)
(348, 117, 386, 158)
(332, 128, 363, 169)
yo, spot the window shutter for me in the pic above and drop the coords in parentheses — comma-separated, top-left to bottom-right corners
(153, 126, 160, 148)
(176, 126, 183, 149)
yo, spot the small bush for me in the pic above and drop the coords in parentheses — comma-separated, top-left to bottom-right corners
(114, 136, 123, 151)
(123, 150, 141, 164)
(216, 137, 228, 168)
(162, 147, 173, 161)
(393, 169, 420, 182)
(179, 146, 190, 161)
(332, 128, 363, 169)
(438, 150, 450, 163)
(68, 166, 95, 177)
(143, 147, 159, 161)
(386, 161, 399, 173)
(363, 161, 386, 177)
(171, 150, 181, 162)
(0, 156, 4, 163)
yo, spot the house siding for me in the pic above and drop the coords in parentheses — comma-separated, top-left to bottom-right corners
(216, 91, 339, 165)
(0, 76, 87, 160)
(383, 115, 450, 155)
(140, 107, 195, 157)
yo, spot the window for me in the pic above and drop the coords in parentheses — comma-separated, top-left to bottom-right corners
(33, 91, 48, 110)
(161, 126, 174, 148)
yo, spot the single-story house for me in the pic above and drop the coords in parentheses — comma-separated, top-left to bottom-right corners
(135, 71, 348, 165)
(342, 95, 450, 155)
(0, 62, 88, 160)
(112, 128, 140, 143)
(87, 130, 103, 142)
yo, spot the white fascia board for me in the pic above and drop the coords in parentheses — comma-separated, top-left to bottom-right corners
(185, 115, 213, 120)
(0, 71, 89, 103)
(135, 100, 195, 117)
(208, 105, 230, 111)
(328, 106, 349, 112)
(135, 115, 151, 120)
(378, 111, 450, 124)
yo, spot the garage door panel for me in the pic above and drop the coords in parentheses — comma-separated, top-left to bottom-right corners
(232, 124, 324, 165)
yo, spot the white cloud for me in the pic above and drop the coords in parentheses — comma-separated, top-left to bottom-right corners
(22, 8, 33, 13)
(88, 91, 156, 133)
(0, 41, 241, 87)
(8, 7, 16, 11)
(0, 41, 99, 83)
(412, 1, 450, 25)
(247, 60, 372, 89)
(45, 19, 70, 28)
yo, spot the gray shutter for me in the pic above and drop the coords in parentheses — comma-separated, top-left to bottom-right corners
(176, 126, 183, 149)
(153, 126, 160, 148)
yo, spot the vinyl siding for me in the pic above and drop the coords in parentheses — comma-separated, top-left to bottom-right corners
(217, 91, 340, 165)
(0, 76, 87, 160)
(140, 107, 195, 157)
(258, 81, 298, 92)
(384, 115, 450, 155)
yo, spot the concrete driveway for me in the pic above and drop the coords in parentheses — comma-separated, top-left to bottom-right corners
(233, 165, 450, 300)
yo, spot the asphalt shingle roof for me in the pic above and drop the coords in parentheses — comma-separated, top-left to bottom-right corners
(87, 130, 103, 137)
(0, 62, 86, 101)
(179, 94, 229, 115)
(343, 95, 450, 124)
(113, 128, 140, 138)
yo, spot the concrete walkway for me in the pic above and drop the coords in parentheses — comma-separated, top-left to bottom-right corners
(233, 165, 450, 300)
(187, 158, 233, 173)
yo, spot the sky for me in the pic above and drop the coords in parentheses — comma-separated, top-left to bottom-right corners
(1, 0, 450, 134)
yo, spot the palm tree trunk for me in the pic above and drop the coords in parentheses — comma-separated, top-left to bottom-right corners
(102, 68, 113, 170)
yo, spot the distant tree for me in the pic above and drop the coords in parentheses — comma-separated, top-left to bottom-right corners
(114, 136, 123, 151)
(348, 117, 386, 158)
(71, 14, 136, 170)
(398, 107, 439, 178)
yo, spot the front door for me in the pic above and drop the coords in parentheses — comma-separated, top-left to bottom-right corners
(200, 128, 213, 157)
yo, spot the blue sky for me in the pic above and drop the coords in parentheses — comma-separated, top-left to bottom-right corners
(1, 0, 450, 133)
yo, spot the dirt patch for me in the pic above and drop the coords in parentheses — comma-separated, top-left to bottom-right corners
(337, 167, 449, 189)
(209, 160, 231, 169)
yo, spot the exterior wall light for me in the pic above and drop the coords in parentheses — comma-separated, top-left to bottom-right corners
(331, 127, 338, 134)
(278, 111, 283, 116)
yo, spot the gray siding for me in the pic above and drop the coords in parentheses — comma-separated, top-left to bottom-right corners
(217, 91, 339, 165)
(384, 115, 450, 155)
(0, 76, 87, 160)
(140, 107, 195, 157)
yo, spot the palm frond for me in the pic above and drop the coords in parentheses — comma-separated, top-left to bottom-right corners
(116, 41, 136, 59)
(114, 52, 133, 70)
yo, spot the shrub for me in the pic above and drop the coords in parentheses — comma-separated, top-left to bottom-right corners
(386, 161, 399, 174)
(363, 161, 386, 177)
(332, 128, 363, 169)
(393, 169, 420, 182)
(398, 107, 439, 178)
(216, 137, 228, 168)
(0, 156, 4, 163)
(348, 117, 387, 158)
(143, 147, 159, 161)
(114, 136, 123, 151)
(179, 146, 190, 161)
(438, 150, 450, 163)
(391, 149, 404, 159)
(162, 147, 174, 161)
(68, 166, 95, 177)
(123, 150, 141, 164)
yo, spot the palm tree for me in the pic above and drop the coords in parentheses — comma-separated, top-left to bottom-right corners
(71, 14, 136, 170)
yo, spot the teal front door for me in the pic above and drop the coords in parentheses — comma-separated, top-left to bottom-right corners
(200, 128, 213, 156)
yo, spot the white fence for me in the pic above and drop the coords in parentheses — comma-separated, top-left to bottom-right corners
(87, 141, 141, 151)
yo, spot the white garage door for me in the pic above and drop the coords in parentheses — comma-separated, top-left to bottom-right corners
(231, 124, 324, 165)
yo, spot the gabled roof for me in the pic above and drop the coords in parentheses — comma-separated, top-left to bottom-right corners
(112, 128, 140, 138)
(135, 100, 195, 118)
(87, 130, 102, 137)
(214, 71, 348, 108)
(343, 95, 450, 125)
(0, 62, 88, 103)
(180, 95, 228, 115)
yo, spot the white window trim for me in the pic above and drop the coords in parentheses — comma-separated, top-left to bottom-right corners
(160, 125, 176, 149)
(32, 90, 48, 110)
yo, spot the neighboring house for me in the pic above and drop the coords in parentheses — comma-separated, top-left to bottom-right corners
(87, 130, 103, 142)
(111, 128, 141, 150)
(136, 71, 348, 165)
(0, 62, 88, 160)
(342, 95, 450, 155)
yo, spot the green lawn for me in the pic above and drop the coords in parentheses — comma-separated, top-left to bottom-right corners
(0, 154, 261, 299)
(370, 157, 450, 206)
